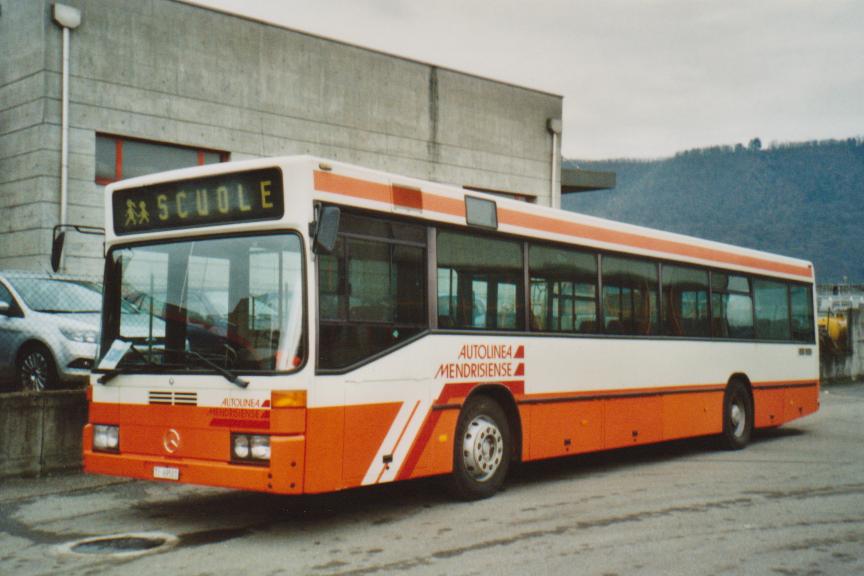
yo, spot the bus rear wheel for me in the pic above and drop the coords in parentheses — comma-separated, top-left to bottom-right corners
(721, 380, 753, 450)
(448, 396, 511, 500)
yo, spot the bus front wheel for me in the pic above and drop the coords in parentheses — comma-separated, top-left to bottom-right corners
(448, 395, 511, 500)
(721, 380, 753, 450)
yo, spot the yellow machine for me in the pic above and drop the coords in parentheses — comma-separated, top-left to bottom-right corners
(819, 311, 849, 356)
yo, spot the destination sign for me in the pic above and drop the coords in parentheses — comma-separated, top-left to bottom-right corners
(112, 167, 284, 235)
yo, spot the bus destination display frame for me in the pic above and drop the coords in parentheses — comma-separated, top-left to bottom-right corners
(112, 167, 284, 235)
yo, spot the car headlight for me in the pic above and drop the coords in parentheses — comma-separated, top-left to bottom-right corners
(61, 327, 99, 344)
(231, 434, 270, 463)
(93, 424, 120, 452)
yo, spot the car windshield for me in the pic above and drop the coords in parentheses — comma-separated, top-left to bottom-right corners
(101, 233, 304, 373)
(8, 276, 103, 313)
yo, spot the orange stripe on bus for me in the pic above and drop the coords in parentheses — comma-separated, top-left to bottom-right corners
(303, 406, 344, 493)
(517, 379, 817, 404)
(521, 384, 726, 404)
(398, 381, 523, 480)
(498, 208, 812, 278)
(86, 376, 819, 493)
(751, 378, 819, 390)
(397, 410, 444, 481)
(314, 171, 392, 203)
(342, 403, 402, 487)
(375, 400, 420, 484)
(314, 171, 813, 279)
(422, 193, 464, 217)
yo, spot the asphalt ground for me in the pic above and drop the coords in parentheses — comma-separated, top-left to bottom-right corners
(1, 381, 862, 576)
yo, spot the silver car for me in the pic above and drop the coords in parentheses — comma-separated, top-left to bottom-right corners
(0, 271, 101, 391)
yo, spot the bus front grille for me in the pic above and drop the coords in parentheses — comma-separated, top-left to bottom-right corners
(148, 391, 198, 406)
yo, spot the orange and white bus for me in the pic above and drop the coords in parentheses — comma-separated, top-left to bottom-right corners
(82, 156, 819, 499)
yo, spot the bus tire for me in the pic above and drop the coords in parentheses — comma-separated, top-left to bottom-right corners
(448, 395, 511, 500)
(721, 380, 753, 450)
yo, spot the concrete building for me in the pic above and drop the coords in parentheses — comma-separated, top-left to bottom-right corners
(1, 0, 572, 274)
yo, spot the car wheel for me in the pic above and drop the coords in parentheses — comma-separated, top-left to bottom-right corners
(17, 344, 57, 392)
(447, 395, 511, 500)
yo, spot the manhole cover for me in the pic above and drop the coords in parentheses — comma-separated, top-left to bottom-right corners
(57, 532, 178, 558)
(73, 536, 165, 554)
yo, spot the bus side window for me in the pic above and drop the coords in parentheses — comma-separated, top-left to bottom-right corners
(317, 212, 427, 370)
(528, 243, 597, 334)
(602, 255, 658, 335)
(436, 230, 524, 331)
(754, 279, 791, 340)
(318, 239, 344, 321)
(662, 264, 709, 337)
(789, 284, 814, 342)
(711, 272, 754, 339)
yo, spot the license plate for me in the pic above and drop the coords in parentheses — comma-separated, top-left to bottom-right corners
(153, 465, 180, 481)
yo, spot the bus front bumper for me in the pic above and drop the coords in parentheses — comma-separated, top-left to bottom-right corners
(83, 429, 305, 494)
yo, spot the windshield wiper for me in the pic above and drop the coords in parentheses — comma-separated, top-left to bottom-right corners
(36, 308, 100, 313)
(97, 341, 165, 384)
(178, 349, 249, 389)
(98, 364, 170, 384)
(96, 341, 249, 388)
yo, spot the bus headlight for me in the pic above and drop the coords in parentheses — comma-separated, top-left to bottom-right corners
(233, 435, 250, 459)
(93, 424, 119, 452)
(232, 434, 270, 462)
(250, 436, 271, 460)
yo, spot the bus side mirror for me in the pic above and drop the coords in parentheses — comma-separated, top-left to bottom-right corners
(50, 224, 105, 272)
(51, 231, 66, 272)
(312, 206, 340, 254)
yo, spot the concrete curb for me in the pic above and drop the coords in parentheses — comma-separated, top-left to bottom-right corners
(0, 389, 87, 479)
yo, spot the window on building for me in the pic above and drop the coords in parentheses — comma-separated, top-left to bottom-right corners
(317, 212, 427, 370)
(711, 272, 754, 339)
(529, 244, 597, 333)
(601, 255, 658, 335)
(437, 230, 524, 330)
(95, 134, 228, 185)
(662, 264, 709, 337)
(754, 279, 791, 340)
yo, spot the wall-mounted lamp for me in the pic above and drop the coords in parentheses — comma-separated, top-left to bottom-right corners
(53, 3, 82, 28)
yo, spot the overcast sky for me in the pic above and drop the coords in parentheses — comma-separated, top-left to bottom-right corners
(187, 0, 864, 160)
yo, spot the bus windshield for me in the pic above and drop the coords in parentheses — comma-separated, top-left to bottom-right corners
(102, 233, 304, 373)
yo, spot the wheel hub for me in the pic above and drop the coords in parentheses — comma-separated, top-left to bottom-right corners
(21, 353, 48, 391)
(730, 402, 745, 437)
(462, 416, 504, 482)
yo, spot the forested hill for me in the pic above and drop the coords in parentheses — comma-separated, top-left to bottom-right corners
(563, 138, 864, 283)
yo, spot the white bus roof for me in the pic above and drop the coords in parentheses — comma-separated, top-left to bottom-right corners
(106, 155, 814, 282)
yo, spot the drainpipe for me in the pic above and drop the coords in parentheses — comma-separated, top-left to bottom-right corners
(547, 118, 562, 209)
(52, 3, 82, 271)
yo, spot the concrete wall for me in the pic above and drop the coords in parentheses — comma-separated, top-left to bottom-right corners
(0, 1, 56, 272)
(0, 0, 562, 275)
(821, 307, 864, 384)
(0, 389, 87, 478)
